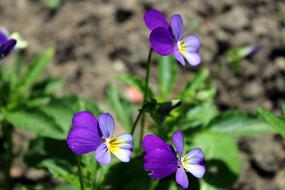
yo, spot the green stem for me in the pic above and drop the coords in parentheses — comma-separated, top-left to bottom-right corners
(92, 162, 99, 190)
(130, 108, 144, 135)
(143, 48, 153, 104)
(1, 122, 14, 189)
(130, 49, 153, 135)
(139, 48, 153, 142)
(149, 179, 159, 190)
(76, 155, 85, 190)
(139, 113, 145, 147)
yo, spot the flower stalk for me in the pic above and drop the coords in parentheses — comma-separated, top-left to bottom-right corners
(130, 48, 153, 136)
(1, 122, 14, 189)
(76, 155, 85, 190)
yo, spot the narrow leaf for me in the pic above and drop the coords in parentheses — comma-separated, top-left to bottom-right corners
(158, 55, 177, 99)
(17, 49, 54, 94)
(2, 110, 65, 139)
(208, 110, 274, 136)
(106, 85, 133, 129)
(39, 159, 79, 188)
(180, 69, 209, 99)
(257, 108, 285, 138)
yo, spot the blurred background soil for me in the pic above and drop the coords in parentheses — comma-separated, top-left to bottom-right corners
(1, 0, 285, 189)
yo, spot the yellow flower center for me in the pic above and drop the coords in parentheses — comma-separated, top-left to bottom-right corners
(178, 41, 186, 54)
(106, 137, 120, 154)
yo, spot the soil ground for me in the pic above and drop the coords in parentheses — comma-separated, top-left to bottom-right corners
(1, 0, 285, 189)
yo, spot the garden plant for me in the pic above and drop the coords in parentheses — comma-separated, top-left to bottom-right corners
(0, 6, 284, 190)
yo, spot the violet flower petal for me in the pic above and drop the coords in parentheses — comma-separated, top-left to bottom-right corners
(66, 112, 101, 154)
(170, 14, 183, 41)
(172, 130, 184, 158)
(174, 44, 185, 65)
(150, 27, 174, 56)
(144, 9, 169, 31)
(143, 134, 178, 179)
(182, 35, 200, 53)
(66, 126, 101, 154)
(144, 149, 178, 179)
(0, 39, 16, 58)
(98, 113, 115, 138)
(182, 148, 206, 178)
(95, 142, 112, 165)
(142, 134, 173, 153)
(0, 31, 8, 44)
(182, 52, 202, 66)
(108, 133, 133, 163)
(176, 167, 189, 189)
(72, 112, 99, 131)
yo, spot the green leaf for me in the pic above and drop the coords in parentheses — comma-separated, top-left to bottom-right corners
(26, 97, 51, 108)
(21, 185, 76, 190)
(257, 108, 285, 138)
(38, 159, 79, 188)
(32, 77, 64, 95)
(103, 156, 151, 190)
(1, 56, 24, 89)
(180, 101, 218, 130)
(40, 96, 78, 134)
(2, 110, 65, 139)
(25, 138, 74, 167)
(78, 97, 102, 115)
(44, 78, 63, 94)
(106, 85, 133, 130)
(208, 110, 274, 136)
(180, 69, 209, 100)
(158, 55, 178, 99)
(17, 49, 54, 94)
(190, 132, 240, 189)
(42, 0, 61, 9)
(149, 99, 181, 125)
(53, 185, 77, 190)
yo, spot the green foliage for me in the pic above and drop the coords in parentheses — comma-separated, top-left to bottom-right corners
(190, 132, 240, 189)
(208, 110, 274, 136)
(39, 159, 79, 188)
(179, 69, 212, 101)
(179, 100, 218, 130)
(16, 49, 54, 95)
(25, 137, 74, 167)
(106, 85, 134, 130)
(0, 49, 103, 189)
(257, 108, 285, 138)
(103, 156, 151, 190)
(42, 0, 62, 9)
(0, 40, 277, 190)
(22, 185, 76, 190)
(158, 55, 178, 100)
(2, 110, 64, 139)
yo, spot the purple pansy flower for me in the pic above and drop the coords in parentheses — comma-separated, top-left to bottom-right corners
(67, 112, 133, 165)
(144, 9, 201, 66)
(142, 130, 206, 189)
(0, 27, 17, 59)
(67, 112, 102, 154)
(95, 113, 133, 165)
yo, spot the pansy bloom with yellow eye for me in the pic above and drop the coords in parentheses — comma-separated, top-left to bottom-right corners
(0, 27, 17, 59)
(142, 130, 205, 189)
(144, 9, 201, 66)
(95, 113, 133, 165)
(67, 112, 133, 165)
